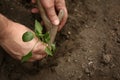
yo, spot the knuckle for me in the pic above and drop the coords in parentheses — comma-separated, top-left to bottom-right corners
(57, 3, 63, 7)
(45, 4, 54, 10)
(49, 13, 57, 20)
(47, 12, 58, 22)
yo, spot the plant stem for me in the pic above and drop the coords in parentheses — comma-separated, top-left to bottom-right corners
(37, 0, 64, 46)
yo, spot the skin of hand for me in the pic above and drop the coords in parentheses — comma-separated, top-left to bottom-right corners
(31, 0, 68, 31)
(0, 14, 47, 62)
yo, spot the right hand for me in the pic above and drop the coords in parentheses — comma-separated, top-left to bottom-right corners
(0, 16, 47, 62)
(32, 0, 68, 31)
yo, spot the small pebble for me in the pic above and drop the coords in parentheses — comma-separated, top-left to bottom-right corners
(103, 54, 112, 64)
(68, 31, 71, 35)
(84, 68, 90, 74)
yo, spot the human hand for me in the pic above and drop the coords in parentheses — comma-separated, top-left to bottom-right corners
(0, 18, 47, 62)
(31, 0, 68, 31)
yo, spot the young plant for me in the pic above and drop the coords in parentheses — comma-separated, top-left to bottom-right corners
(21, 20, 56, 62)
(21, 0, 64, 62)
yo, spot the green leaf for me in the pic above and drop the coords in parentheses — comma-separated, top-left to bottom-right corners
(22, 31, 34, 42)
(43, 32, 50, 43)
(35, 30, 44, 40)
(51, 44, 56, 52)
(21, 51, 32, 63)
(35, 20, 43, 34)
(45, 47, 53, 56)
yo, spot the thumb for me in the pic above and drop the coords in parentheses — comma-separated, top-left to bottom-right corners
(32, 41, 47, 56)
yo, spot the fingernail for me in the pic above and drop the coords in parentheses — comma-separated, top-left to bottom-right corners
(53, 19, 60, 25)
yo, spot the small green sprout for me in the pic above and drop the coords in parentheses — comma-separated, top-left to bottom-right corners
(21, 51, 32, 63)
(21, 20, 56, 62)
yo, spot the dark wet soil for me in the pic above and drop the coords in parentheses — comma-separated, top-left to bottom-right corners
(0, 0, 120, 80)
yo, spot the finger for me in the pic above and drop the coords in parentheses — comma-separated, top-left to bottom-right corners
(55, 0, 68, 31)
(32, 0, 36, 3)
(41, 0, 60, 25)
(11, 54, 21, 60)
(32, 41, 47, 55)
(58, 8, 68, 31)
(28, 54, 46, 62)
(31, 8, 39, 13)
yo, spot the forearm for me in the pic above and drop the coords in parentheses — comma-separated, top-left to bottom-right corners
(0, 14, 9, 39)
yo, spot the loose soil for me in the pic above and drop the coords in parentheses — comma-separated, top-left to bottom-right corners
(0, 0, 120, 80)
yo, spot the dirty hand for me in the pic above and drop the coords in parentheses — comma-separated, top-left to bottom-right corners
(0, 14, 46, 62)
(32, 0, 68, 30)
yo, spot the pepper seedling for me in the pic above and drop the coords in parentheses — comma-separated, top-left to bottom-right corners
(21, 20, 56, 62)
(21, 0, 64, 62)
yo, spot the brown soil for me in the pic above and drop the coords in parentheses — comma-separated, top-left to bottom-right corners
(0, 0, 120, 80)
